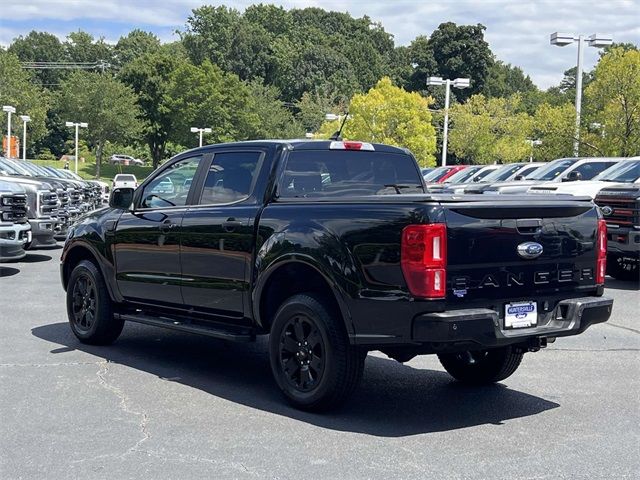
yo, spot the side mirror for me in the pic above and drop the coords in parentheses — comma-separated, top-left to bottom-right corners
(109, 187, 134, 209)
(513, 174, 525, 181)
(563, 170, 583, 182)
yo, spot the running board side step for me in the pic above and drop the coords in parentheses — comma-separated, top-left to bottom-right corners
(115, 313, 254, 342)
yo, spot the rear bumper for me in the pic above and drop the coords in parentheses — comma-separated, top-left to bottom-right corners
(412, 296, 613, 348)
(606, 227, 640, 257)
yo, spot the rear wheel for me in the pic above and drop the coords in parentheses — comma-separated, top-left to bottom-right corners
(269, 294, 365, 411)
(66, 260, 123, 345)
(607, 254, 639, 282)
(438, 346, 524, 385)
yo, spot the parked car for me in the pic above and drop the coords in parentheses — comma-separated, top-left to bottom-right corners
(112, 174, 138, 189)
(109, 154, 144, 166)
(427, 165, 502, 192)
(595, 182, 640, 281)
(484, 157, 623, 195)
(448, 163, 542, 194)
(61, 140, 612, 411)
(528, 157, 640, 198)
(423, 165, 468, 183)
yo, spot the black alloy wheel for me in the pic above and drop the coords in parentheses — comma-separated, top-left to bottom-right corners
(71, 273, 97, 334)
(278, 314, 326, 393)
(66, 260, 123, 345)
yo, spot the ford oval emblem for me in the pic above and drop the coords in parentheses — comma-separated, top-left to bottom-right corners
(517, 242, 543, 259)
(601, 205, 613, 216)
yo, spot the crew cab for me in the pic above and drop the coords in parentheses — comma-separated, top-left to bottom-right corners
(60, 140, 613, 411)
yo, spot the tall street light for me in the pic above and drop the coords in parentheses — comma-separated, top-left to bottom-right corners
(550, 32, 613, 156)
(426, 77, 471, 166)
(65, 122, 88, 174)
(19, 115, 30, 160)
(3, 105, 16, 158)
(191, 127, 212, 147)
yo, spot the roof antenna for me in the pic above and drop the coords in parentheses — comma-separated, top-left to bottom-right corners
(329, 112, 349, 141)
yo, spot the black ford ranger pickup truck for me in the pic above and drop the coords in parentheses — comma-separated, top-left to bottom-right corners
(61, 140, 613, 411)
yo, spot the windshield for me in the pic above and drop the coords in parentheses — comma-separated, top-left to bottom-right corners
(1, 159, 31, 176)
(526, 159, 577, 180)
(116, 175, 136, 181)
(280, 150, 424, 197)
(482, 164, 524, 182)
(42, 166, 66, 178)
(594, 160, 640, 183)
(443, 166, 482, 184)
(423, 166, 455, 182)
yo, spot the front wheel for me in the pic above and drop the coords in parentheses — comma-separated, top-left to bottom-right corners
(269, 294, 365, 411)
(438, 346, 524, 385)
(66, 260, 123, 345)
(607, 254, 639, 282)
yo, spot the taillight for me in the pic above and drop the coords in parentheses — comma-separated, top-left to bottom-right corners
(401, 224, 447, 299)
(596, 218, 607, 284)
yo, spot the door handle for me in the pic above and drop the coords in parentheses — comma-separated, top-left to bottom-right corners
(222, 218, 243, 232)
(159, 219, 175, 233)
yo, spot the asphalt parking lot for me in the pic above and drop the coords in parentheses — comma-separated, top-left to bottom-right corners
(1, 246, 638, 480)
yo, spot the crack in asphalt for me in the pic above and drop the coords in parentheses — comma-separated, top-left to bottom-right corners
(94, 360, 150, 455)
(548, 348, 640, 352)
(604, 322, 640, 335)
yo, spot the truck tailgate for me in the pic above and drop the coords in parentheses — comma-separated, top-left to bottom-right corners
(441, 198, 600, 307)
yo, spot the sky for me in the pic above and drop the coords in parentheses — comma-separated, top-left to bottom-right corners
(1, 0, 638, 89)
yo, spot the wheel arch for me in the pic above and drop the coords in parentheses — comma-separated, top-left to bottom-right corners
(62, 242, 118, 302)
(253, 256, 354, 337)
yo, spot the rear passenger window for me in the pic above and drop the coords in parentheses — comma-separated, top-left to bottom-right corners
(199, 152, 261, 205)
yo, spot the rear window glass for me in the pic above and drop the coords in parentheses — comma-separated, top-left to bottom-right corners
(280, 150, 424, 197)
(116, 175, 136, 181)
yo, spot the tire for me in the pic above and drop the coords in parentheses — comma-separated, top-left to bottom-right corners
(438, 346, 524, 385)
(269, 293, 365, 411)
(607, 254, 639, 282)
(66, 259, 123, 345)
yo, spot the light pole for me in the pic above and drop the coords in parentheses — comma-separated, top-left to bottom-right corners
(526, 139, 542, 162)
(65, 122, 88, 174)
(550, 32, 613, 156)
(19, 115, 30, 160)
(426, 77, 471, 166)
(190, 127, 212, 147)
(3, 105, 16, 158)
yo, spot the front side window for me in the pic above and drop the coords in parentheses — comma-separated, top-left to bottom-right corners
(198, 152, 262, 205)
(567, 162, 616, 180)
(141, 156, 200, 208)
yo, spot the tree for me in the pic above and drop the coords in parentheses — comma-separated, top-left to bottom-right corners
(165, 61, 259, 147)
(0, 51, 49, 157)
(483, 61, 537, 99)
(57, 72, 142, 178)
(584, 47, 640, 157)
(114, 30, 161, 67)
(320, 77, 437, 166)
(64, 31, 113, 66)
(532, 103, 576, 160)
(120, 51, 182, 167)
(7, 31, 67, 88)
(448, 94, 532, 164)
(426, 22, 493, 99)
(245, 81, 303, 139)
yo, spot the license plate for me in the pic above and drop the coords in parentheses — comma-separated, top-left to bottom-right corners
(504, 301, 537, 329)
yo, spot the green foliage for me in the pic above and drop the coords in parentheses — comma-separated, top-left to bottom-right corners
(426, 23, 493, 100)
(7, 31, 66, 87)
(36, 148, 56, 161)
(449, 94, 532, 164)
(246, 81, 303, 139)
(114, 30, 161, 67)
(319, 77, 437, 167)
(120, 50, 182, 167)
(584, 47, 640, 157)
(532, 103, 575, 160)
(0, 50, 49, 156)
(64, 31, 113, 64)
(165, 61, 258, 146)
(57, 72, 142, 177)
